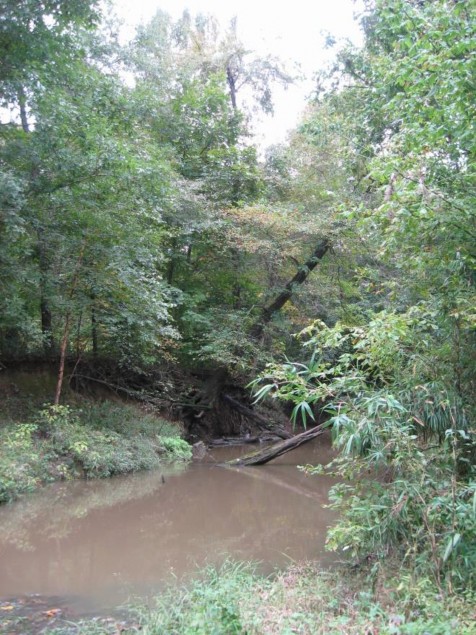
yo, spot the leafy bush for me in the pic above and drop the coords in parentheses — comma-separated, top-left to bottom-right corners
(159, 436, 192, 460)
(252, 314, 476, 592)
(134, 563, 251, 635)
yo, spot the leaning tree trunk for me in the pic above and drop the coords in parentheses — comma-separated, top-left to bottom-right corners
(220, 423, 326, 466)
(183, 237, 331, 438)
(251, 238, 330, 339)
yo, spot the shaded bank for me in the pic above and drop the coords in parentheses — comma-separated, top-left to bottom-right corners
(0, 369, 191, 503)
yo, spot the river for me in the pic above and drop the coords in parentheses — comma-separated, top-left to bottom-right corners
(0, 437, 336, 613)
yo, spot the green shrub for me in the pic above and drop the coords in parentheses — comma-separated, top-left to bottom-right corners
(252, 315, 476, 592)
(160, 436, 193, 461)
(126, 562, 255, 635)
(0, 423, 45, 502)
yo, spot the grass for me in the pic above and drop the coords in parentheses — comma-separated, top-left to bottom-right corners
(36, 561, 476, 635)
(0, 399, 191, 504)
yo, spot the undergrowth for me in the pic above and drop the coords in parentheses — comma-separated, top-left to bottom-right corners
(41, 561, 476, 635)
(0, 402, 191, 503)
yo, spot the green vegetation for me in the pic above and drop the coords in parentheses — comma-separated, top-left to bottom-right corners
(0, 401, 190, 503)
(252, 318, 476, 592)
(29, 562, 475, 634)
(0, 0, 475, 630)
(249, 0, 476, 598)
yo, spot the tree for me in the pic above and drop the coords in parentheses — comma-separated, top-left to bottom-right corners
(0, 0, 101, 117)
(0, 5, 182, 393)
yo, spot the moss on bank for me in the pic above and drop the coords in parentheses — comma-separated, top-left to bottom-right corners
(10, 562, 474, 635)
(0, 401, 191, 504)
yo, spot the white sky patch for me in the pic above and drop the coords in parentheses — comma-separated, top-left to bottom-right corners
(113, 0, 365, 148)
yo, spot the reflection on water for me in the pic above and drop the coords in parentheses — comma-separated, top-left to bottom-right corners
(0, 437, 336, 609)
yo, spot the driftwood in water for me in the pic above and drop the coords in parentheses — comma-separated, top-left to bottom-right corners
(221, 423, 326, 467)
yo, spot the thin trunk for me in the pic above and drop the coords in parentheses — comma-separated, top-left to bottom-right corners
(40, 298, 53, 353)
(232, 281, 241, 309)
(18, 87, 30, 133)
(231, 248, 242, 308)
(54, 314, 71, 405)
(76, 311, 83, 358)
(167, 258, 175, 285)
(226, 65, 238, 111)
(91, 304, 98, 358)
(21, 91, 54, 355)
(37, 229, 54, 355)
(167, 238, 177, 285)
(54, 243, 86, 404)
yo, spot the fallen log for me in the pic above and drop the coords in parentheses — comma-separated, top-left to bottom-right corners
(220, 423, 326, 467)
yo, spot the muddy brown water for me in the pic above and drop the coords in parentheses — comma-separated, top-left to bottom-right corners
(0, 438, 336, 613)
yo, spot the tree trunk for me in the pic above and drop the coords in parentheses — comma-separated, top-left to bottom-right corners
(18, 87, 30, 133)
(251, 238, 330, 339)
(91, 303, 98, 358)
(37, 229, 54, 356)
(40, 297, 53, 354)
(75, 311, 83, 358)
(221, 423, 326, 466)
(166, 237, 178, 285)
(54, 313, 71, 405)
(226, 65, 238, 111)
(53, 242, 86, 404)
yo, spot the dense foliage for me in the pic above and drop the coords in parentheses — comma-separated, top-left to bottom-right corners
(0, 2, 291, 376)
(0, 0, 475, 606)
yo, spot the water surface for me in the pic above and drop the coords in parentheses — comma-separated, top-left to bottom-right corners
(0, 437, 336, 610)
